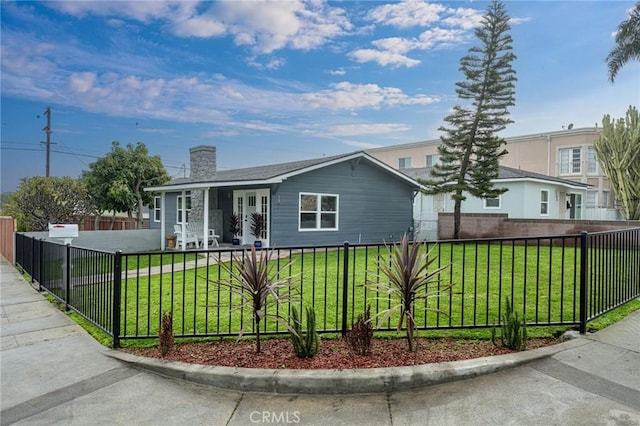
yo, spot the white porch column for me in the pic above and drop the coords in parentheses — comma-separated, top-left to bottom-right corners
(203, 187, 210, 250)
(160, 192, 166, 250)
(181, 190, 187, 251)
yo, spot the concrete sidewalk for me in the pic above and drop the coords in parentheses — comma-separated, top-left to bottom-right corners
(1, 256, 639, 425)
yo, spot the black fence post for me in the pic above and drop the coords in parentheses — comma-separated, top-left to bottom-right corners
(112, 251, 122, 348)
(31, 236, 36, 284)
(65, 244, 71, 311)
(38, 239, 44, 291)
(341, 241, 349, 337)
(579, 231, 589, 334)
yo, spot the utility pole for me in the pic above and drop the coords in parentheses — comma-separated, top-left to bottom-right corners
(42, 106, 52, 177)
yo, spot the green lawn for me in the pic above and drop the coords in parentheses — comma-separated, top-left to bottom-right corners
(118, 242, 593, 339)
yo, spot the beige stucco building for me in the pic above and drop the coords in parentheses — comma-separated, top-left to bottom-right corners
(367, 127, 621, 222)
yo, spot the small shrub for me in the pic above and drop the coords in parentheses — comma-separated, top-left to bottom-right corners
(290, 306, 320, 358)
(159, 312, 174, 355)
(491, 296, 527, 351)
(347, 306, 374, 355)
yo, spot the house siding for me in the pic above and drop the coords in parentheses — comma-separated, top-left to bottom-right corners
(270, 160, 414, 246)
(149, 192, 182, 231)
(149, 156, 418, 247)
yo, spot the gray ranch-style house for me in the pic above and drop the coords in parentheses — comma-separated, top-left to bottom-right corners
(146, 146, 421, 250)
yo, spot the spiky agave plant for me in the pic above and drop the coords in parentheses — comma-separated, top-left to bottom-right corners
(366, 234, 451, 351)
(213, 246, 298, 353)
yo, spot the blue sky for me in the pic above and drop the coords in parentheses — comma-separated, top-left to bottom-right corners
(1, 0, 638, 193)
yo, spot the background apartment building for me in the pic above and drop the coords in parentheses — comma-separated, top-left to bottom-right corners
(367, 127, 620, 221)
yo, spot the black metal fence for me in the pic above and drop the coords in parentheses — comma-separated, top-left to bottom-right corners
(14, 228, 640, 348)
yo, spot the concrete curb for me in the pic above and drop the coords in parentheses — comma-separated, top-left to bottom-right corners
(105, 338, 589, 394)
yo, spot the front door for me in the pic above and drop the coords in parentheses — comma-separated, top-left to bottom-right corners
(233, 189, 270, 247)
(569, 193, 582, 219)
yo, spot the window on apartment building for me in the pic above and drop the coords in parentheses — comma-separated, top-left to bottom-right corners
(587, 146, 598, 174)
(540, 190, 549, 215)
(559, 147, 582, 175)
(601, 191, 610, 208)
(176, 192, 191, 224)
(299, 193, 338, 231)
(586, 191, 597, 208)
(153, 196, 161, 222)
(398, 157, 412, 169)
(425, 154, 440, 167)
(484, 196, 501, 209)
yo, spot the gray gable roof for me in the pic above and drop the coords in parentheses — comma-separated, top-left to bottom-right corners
(146, 151, 420, 192)
(193, 152, 354, 183)
(402, 166, 589, 189)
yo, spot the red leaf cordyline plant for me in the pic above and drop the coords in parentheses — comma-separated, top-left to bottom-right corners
(213, 246, 298, 353)
(366, 234, 452, 352)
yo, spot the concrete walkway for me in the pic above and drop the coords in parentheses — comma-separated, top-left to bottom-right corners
(2, 256, 639, 425)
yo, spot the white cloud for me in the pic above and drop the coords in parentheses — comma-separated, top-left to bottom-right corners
(509, 16, 531, 25)
(349, 27, 466, 67)
(352, 3, 481, 68)
(215, 1, 353, 54)
(48, 0, 353, 55)
(247, 56, 287, 70)
(341, 139, 381, 149)
(329, 123, 411, 136)
(46, 1, 187, 22)
(416, 27, 466, 49)
(367, 0, 446, 28)
(303, 82, 439, 110)
(372, 37, 416, 54)
(329, 68, 346, 76)
(442, 7, 483, 30)
(349, 49, 420, 68)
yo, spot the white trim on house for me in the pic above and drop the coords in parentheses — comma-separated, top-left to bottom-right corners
(493, 177, 588, 191)
(540, 189, 550, 216)
(298, 192, 339, 232)
(145, 152, 424, 193)
(483, 195, 501, 209)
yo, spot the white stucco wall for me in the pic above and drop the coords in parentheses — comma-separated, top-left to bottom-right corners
(414, 181, 587, 223)
(23, 229, 162, 252)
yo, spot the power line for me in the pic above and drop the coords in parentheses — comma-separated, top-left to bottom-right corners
(1, 146, 188, 170)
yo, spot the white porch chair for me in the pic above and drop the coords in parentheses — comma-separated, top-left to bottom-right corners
(187, 223, 220, 247)
(173, 224, 198, 249)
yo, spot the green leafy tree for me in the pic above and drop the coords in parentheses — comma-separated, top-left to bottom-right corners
(83, 142, 170, 228)
(421, 0, 516, 239)
(8, 177, 93, 231)
(607, 3, 640, 82)
(594, 106, 640, 220)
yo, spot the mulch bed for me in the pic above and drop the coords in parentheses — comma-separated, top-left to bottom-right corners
(122, 337, 558, 370)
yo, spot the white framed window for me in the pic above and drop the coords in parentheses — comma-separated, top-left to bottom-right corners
(559, 147, 581, 175)
(176, 192, 191, 224)
(299, 193, 338, 231)
(587, 146, 598, 175)
(484, 196, 501, 209)
(586, 191, 597, 208)
(153, 196, 161, 222)
(425, 154, 440, 167)
(540, 190, 549, 215)
(398, 157, 412, 169)
(601, 191, 610, 208)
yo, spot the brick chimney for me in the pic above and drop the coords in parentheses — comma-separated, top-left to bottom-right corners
(189, 145, 216, 181)
(189, 146, 217, 225)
